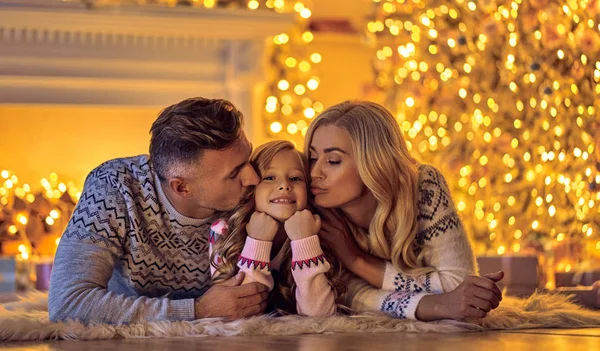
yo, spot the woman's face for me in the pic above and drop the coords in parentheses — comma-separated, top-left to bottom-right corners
(308, 125, 368, 208)
(254, 149, 308, 222)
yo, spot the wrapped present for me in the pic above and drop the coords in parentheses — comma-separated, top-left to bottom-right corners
(0, 256, 16, 293)
(477, 255, 542, 297)
(34, 257, 53, 291)
(555, 286, 599, 309)
(15, 255, 33, 291)
(555, 271, 600, 287)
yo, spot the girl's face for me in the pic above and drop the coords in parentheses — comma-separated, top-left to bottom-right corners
(308, 125, 367, 208)
(254, 149, 308, 222)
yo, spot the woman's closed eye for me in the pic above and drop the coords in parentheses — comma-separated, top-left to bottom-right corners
(310, 157, 340, 165)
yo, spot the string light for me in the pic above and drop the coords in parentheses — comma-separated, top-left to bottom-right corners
(261, 1, 322, 144)
(0, 170, 81, 257)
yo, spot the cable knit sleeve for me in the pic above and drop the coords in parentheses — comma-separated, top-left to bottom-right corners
(290, 235, 336, 317)
(209, 219, 274, 291)
(344, 165, 476, 320)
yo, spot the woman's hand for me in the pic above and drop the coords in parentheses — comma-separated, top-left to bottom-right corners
(417, 271, 504, 321)
(246, 212, 279, 242)
(284, 209, 321, 241)
(317, 208, 385, 287)
(317, 209, 364, 268)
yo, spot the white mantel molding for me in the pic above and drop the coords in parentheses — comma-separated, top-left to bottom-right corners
(0, 0, 293, 142)
(0, 0, 293, 42)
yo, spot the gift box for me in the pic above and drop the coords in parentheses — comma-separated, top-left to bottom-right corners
(555, 286, 599, 309)
(0, 256, 16, 293)
(476, 255, 541, 297)
(555, 271, 600, 287)
(15, 255, 33, 291)
(34, 257, 53, 291)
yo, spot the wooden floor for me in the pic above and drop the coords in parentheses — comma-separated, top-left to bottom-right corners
(3, 329, 599, 351)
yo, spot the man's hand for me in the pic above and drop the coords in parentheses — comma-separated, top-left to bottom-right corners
(194, 272, 269, 320)
(284, 210, 321, 241)
(246, 212, 279, 242)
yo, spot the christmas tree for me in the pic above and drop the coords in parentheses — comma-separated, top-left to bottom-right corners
(365, 0, 600, 269)
(262, 1, 324, 145)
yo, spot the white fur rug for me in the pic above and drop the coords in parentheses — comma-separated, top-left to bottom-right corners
(1, 292, 599, 341)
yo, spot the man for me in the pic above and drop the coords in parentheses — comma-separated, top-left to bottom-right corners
(49, 97, 267, 324)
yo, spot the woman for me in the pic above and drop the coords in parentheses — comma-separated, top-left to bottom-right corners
(305, 101, 503, 321)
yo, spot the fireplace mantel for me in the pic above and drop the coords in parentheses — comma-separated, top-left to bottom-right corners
(0, 0, 293, 40)
(0, 0, 293, 141)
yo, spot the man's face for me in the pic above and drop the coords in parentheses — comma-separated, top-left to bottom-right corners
(187, 135, 259, 213)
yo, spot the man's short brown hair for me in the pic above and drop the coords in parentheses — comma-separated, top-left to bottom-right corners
(150, 97, 244, 181)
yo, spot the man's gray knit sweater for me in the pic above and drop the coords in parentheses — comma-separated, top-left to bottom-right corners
(49, 155, 215, 324)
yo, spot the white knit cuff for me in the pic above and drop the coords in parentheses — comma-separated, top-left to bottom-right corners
(379, 291, 430, 320)
(291, 235, 323, 261)
(240, 236, 272, 263)
(168, 298, 195, 321)
(404, 293, 429, 320)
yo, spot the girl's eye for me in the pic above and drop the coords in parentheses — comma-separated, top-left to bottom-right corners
(262, 176, 275, 181)
(290, 176, 303, 181)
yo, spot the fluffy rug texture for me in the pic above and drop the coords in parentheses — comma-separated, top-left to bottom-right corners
(1, 292, 599, 341)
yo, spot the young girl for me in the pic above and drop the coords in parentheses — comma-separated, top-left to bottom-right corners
(209, 140, 338, 316)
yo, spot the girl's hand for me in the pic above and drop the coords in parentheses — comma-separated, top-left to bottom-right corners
(246, 212, 279, 242)
(284, 209, 321, 241)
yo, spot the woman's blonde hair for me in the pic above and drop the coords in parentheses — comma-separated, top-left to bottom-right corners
(211, 140, 344, 313)
(304, 101, 427, 272)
